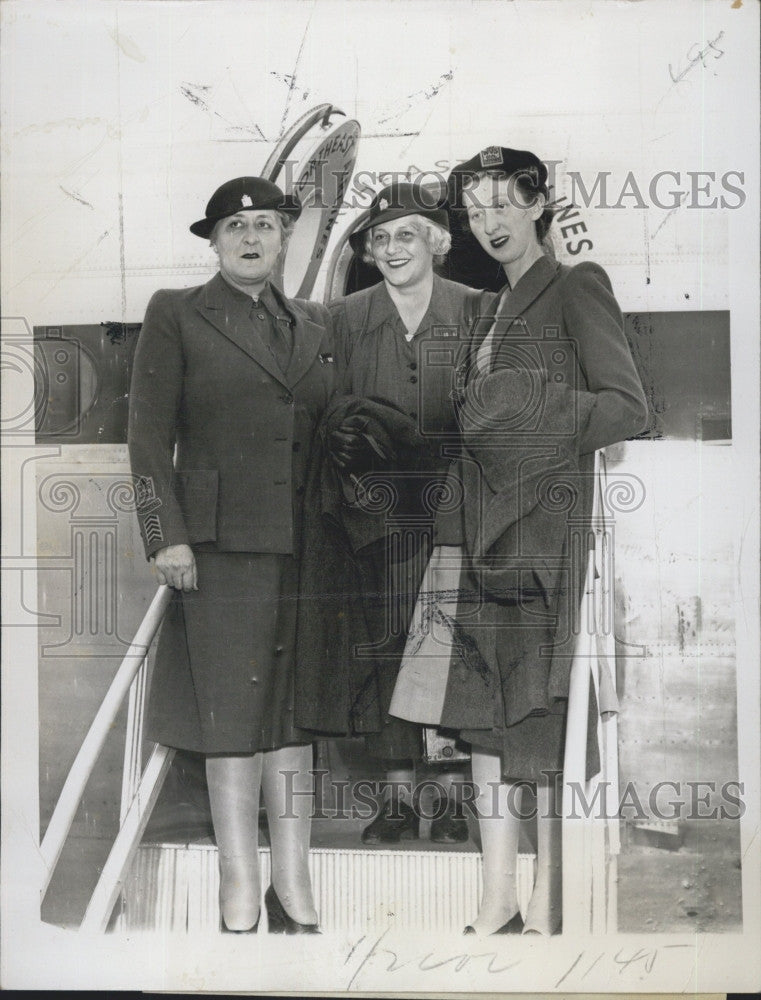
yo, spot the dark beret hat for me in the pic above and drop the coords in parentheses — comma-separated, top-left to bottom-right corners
(447, 146, 548, 209)
(349, 180, 449, 252)
(189, 176, 301, 239)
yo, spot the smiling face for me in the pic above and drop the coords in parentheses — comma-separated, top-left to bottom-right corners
(464, 173, 545, 285)
(368, 216, 435, 290)
(212, 210, 284, 295)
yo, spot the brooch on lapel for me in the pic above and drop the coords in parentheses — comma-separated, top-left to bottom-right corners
(319, 353, 334, 364)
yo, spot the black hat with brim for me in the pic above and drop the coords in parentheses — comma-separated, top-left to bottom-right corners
(447, 146, 548, 210)
(189, 176, 301, 239)
(349, 181, 449, 253)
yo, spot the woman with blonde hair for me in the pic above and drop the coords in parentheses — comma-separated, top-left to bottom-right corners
(297, 181, 485, 845)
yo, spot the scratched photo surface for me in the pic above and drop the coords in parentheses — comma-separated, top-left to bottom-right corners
(1, 0, 759, 993)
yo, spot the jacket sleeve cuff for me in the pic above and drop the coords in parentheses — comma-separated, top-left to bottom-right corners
(138, 508, 189, 559)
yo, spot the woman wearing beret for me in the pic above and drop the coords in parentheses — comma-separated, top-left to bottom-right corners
(128, 177, 336, 933)
(298, 182, 484, 845)
(437, 147, 648, 935)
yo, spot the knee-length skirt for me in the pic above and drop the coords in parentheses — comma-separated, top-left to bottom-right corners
(455, 586, 601, 782)
(459, 684, 600, 783)
(145, 549, 308, 754)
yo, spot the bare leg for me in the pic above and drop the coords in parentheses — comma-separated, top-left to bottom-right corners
(206, 753, 263, 931)
(261, 743, 317, 925)
(436, 769, 456, 798)
(523, 777, 562, 935)
(384, 764, 414, 808)
(437, 768, 468, 810)
(469, 748, 522, 934)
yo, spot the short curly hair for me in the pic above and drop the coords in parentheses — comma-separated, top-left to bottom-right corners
(361, 214, 452, 266)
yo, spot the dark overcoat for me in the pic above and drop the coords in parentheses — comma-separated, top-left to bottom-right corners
(434, 256, 648, 778)
(294, 394, 442, 737)
(292, 276, 485, 752)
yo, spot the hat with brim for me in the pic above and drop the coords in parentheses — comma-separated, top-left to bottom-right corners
(349, 181, 449, 253)
(189, 176, 301, 239)
(447, 146, 548, 210)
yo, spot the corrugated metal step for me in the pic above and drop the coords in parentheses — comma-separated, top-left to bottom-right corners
(116, 843, 537, 934)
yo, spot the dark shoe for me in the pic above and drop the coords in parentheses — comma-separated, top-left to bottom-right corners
(361, 800, 420, 844)
(495, 912, 524, 934)
(430, 801, 469, 844)
(264, 885, 320, 934)
(463, 912, 524, 935)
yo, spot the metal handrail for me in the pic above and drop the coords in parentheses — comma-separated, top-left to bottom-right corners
(39, 585, 172, 900)
(562, 449, 621, 935)
(81, 743, 175, 933)
(563, 450, 604, 785)
(40, 455, 619, 932)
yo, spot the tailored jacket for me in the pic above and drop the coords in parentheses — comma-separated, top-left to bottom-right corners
(460, 256, 648, 457)
(435, 255, 649, 732)
(128, 273, 337, 557)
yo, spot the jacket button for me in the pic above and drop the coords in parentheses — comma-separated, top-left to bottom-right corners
(409, 362, 418, 370)
(292, 441, 301, 452)
(274, 645, 284, 656)
(410, 375, 418, 383)
(295, 485, 305, 496)
(281, 393, 293, 404)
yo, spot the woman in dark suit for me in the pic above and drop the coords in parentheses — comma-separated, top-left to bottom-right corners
(442, 147, 648, 935)
(128, 177, 336, 933)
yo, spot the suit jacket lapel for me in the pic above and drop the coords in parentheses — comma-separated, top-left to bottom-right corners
(285, 307, 326, 388)
(196, 273, 289, 387)
(469, 289, 501, 348)
(493, 256, 560, 337)
(462, 289, 501, 378)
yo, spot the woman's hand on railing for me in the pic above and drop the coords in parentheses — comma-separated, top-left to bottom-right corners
(153, 543, 197, 591)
